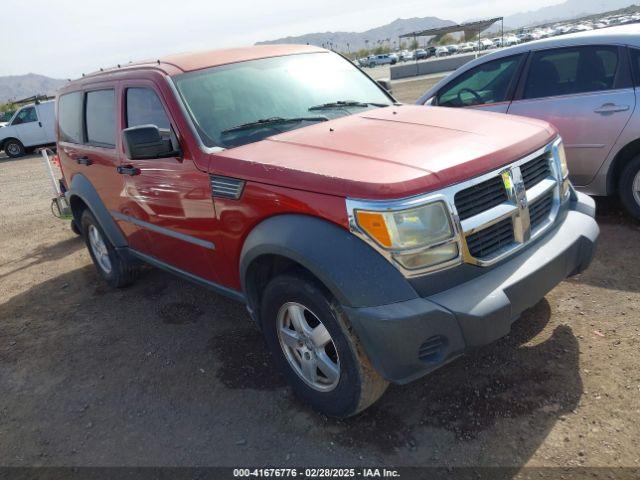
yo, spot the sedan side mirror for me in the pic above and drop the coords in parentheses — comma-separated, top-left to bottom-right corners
(122, 125, 181, 160)
(377, 79, 393, 94)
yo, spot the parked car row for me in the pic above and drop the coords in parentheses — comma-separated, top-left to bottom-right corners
(357, 11, 640, 69)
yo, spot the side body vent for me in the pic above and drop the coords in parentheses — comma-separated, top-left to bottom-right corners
(210, 175, 245, 200)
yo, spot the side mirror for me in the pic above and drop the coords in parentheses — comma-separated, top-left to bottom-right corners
(424, 96, 435, 106)
(377, 79, 393, 94)
(122, 125, 181, 160)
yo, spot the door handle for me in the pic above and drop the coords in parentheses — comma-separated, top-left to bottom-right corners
(594, 103, 630, 114)
(38, 121, 42, 128)
(117, 165, 141, 176)
(76, 156, 92, 166)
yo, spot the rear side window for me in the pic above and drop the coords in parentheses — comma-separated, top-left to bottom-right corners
(437, 54, 523, 107)
(58, 92, 83, 143)
(126, 88, 170, 129)
(85, 89, 115, 147)
(629, 48, 640, 86)
(523, 46, 619, 100)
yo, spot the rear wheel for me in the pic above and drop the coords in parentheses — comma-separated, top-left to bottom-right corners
(260, 272, 388, 417)
(618, 155, 640, 220)
(4, 139, 25, 158)
(81, 210, 138, 288)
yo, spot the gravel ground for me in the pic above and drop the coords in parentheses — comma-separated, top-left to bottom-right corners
(1, 84, 640, 470)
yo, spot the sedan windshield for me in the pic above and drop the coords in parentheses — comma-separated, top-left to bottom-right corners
(174, 52, 393, 148)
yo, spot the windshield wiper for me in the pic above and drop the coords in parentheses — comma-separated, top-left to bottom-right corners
(308, 100, 389, 111)
(221, 116, 328, 134)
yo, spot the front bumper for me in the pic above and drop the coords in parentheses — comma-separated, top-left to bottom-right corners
(343, 191, 599, 384)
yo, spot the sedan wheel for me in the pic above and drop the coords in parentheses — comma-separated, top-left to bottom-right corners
(619, 155, 640, 220)
(633, 170, 640, 207)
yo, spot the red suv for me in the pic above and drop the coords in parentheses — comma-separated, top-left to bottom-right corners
(56, 45, 599, 417)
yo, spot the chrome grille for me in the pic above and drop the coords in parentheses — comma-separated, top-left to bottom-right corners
(529, 192, 554, 231)
(455, 145, 561, 266)
(466, 217, 515, 259)
(454, 176, 508, 221)
(521, 153, 552, 189)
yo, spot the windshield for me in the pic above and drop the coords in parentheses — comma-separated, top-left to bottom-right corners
(174, 52, 392, 148)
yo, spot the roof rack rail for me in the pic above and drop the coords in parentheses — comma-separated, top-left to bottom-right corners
(10, 94, 54, 105)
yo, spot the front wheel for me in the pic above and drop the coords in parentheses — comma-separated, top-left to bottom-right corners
(4, 139, 25, 158)
(260, 273, 388, 417)
(618, 155, 640, 220)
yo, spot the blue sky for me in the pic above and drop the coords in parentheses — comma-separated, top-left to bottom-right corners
(2, 0, 563, 78)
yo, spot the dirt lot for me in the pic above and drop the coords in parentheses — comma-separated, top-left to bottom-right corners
(1, 80, 640, 471)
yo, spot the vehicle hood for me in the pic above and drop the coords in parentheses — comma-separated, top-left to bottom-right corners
(213, 105, 556, 200)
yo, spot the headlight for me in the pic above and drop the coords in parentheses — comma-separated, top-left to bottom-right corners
(353, 200, 459, 270)
(553, 139, 570, 199)
(555, 139, 569, 179)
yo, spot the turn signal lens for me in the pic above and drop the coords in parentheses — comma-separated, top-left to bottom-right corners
(355, 211, 392, 248)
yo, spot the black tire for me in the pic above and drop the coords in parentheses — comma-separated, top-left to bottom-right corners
(80, 209, 138, 288)
(618, 155, 640, 220)
(4, 139, 25, 158)
(70, 219, 82, 236)
(260, 272, 388, 418)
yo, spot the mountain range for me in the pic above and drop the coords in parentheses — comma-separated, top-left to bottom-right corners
(505, 0, 635, 27)
(0, 73, 66, 104)
(256, 16, 455, 52)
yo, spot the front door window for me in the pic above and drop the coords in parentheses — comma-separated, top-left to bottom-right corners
(11, 106, 38, 125)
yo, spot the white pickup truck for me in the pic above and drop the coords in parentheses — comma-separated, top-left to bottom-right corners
(1, 100, 55, 157)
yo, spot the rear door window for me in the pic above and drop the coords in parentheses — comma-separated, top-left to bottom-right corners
(126, 88, 171, 129)
(437, 54, 523, 107)
(85, 89, 116, 147)
(523, 46, 619, 99)
(58, 92, 83, 143)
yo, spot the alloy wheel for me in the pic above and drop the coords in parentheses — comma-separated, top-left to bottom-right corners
(88, 224, 112, 274)
(276, 302, 340, 392)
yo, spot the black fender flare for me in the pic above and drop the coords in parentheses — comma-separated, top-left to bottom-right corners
(240, 214, 418, 310)
(66, 173, 128, 248)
